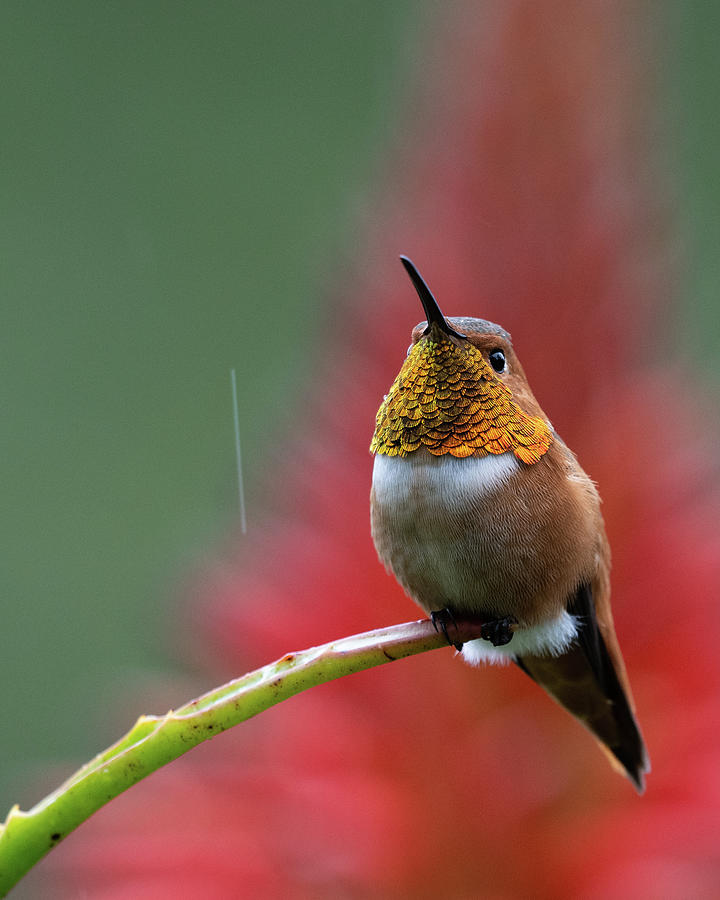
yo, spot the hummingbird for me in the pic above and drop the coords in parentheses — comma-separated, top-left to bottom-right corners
(370, 255, 649, 792)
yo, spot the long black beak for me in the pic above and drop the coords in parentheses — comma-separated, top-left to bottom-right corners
(399, 255, 464, 338)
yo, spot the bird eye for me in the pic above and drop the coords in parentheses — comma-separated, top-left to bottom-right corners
(489, 349, 506, 373)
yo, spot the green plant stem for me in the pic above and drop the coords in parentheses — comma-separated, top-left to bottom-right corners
(0, 616, 487, 896)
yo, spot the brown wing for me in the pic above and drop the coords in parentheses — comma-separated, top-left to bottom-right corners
(514, 581, 649, 792)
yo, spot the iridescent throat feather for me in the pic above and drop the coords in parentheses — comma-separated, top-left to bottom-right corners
(370, 330, 552, 464)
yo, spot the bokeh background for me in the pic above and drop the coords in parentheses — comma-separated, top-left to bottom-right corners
(3, 1, 720, 897)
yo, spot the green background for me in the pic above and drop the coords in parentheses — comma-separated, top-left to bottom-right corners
(666, 0, 720, 376)
(1, 1, 718, 814)
(1, 0, 421, 810)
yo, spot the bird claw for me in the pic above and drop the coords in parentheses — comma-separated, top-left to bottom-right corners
(431, 610, 516, 649)
(480, 617, 516, 647)
(431, 608, 463, 651)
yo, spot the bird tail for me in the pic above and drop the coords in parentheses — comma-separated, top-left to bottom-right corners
(515, 584, 649, 792)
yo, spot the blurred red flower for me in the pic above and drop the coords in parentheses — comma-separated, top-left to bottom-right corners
(51, 2, 720, 897)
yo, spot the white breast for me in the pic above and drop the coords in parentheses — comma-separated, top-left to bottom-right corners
(370, 450, 580, 663)
(370, 450, 521, 617)
(372, 451, 521, 511)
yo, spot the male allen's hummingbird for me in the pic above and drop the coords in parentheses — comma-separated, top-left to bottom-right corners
(370, 256, 649, 791)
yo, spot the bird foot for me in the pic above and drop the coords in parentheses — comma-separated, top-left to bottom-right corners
(480, 617, 516, 647)
(430, 608, 463, 651)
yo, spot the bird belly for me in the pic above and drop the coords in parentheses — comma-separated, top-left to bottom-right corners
(371, 450, 589, 660)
